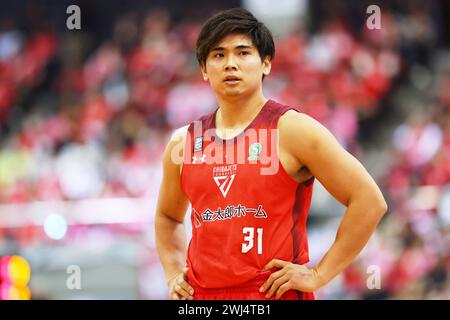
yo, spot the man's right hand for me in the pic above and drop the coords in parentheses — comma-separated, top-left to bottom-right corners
(167, 268, 194, 300)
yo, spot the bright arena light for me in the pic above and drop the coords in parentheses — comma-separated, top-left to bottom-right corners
(8, 256, 31, 287)
(44, 214, 68, 240)
(0, 283, 31, 300)
(0, 256, 32, 300)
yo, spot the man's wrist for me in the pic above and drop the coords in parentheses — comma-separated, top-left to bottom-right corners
(312, 266, 329, 290)
(166, 270, 182, 285)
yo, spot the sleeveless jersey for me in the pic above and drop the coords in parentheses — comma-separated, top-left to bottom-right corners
(180, 99, 314, 289)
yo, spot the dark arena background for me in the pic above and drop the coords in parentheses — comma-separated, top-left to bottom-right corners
(0, 0, 449, 300)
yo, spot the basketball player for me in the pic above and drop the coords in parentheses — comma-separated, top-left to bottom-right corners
(155, 8, 387, 300)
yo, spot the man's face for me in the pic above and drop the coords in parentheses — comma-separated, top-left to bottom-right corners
(201, 33, 271, 98)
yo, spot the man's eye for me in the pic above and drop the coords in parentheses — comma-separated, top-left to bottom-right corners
(214, 53, 224, 58)
(240, 51, 250, 55)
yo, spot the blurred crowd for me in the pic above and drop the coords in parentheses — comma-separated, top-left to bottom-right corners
(0, 1, 449, 299)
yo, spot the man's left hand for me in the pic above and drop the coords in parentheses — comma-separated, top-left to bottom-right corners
(259, 259, 323, 299)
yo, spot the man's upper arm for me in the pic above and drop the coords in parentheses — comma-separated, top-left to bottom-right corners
(280, 111, 386, 208)
(156, 125, 190, 223)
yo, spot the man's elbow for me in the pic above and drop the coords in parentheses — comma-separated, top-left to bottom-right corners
(372, 196, 388, 219)
(355, 189, 388, 219)
(156, 210, 185, 225)
(379, 199, 388, 216)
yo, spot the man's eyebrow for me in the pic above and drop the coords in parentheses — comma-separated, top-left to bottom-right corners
(211, 46, 225, 52)
(210, 45, 254, 52)
(235, 45, 253, 50)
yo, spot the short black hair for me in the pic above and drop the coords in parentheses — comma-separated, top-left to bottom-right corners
(196, 8, 275, 66)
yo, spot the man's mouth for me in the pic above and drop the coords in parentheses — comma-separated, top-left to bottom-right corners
(224, 76, 241, 84)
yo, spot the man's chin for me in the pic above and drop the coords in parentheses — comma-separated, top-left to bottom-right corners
(224, 89, 242, 96)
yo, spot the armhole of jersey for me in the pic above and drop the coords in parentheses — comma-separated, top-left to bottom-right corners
(180, 123, 193, 195)
(275, 107, 313, 186)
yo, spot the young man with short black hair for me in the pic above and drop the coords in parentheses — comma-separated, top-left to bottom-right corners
(155, 8, 387, 300)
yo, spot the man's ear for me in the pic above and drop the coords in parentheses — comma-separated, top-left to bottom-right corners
(262, 56, 272, 76)
(201, 64, 208, 81)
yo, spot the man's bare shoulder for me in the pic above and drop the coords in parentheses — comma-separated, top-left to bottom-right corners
(278, 110, 325, 143)
(163, 125, 189, 170)
(170, 124, 190, 143)
(278, 109, 342, 168)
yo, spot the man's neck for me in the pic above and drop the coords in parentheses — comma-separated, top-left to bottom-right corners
(215, 92, 268, 129)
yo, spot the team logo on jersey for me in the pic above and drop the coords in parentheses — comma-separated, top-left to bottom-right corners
(248, 142, 262, 161)
(192, 208, 202, 228)
(213, 164, 237, 198)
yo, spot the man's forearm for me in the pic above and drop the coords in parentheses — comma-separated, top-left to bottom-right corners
(155, 212, 187, 283)
(314, 196, 387, 287)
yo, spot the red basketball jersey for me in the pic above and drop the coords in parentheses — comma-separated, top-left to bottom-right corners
(180, 99, 314, 289)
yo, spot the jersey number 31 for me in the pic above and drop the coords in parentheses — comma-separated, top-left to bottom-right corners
(242, 227, 263, 255)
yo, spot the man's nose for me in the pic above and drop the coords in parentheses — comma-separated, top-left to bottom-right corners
(224, 55, 238, 71)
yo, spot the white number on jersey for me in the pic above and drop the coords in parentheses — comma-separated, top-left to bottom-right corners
(242, 227, 263, 254)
